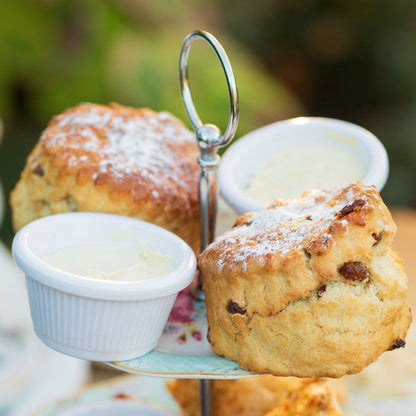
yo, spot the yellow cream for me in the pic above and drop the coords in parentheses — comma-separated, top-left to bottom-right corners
(42, 235, 174, 281)
(245, 143, 364, 202)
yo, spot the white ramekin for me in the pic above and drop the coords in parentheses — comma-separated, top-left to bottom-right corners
(219, 117, 389, 214)
(12, 213, 196, 362)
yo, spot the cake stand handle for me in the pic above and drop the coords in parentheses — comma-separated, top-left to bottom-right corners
(179, 30, 239, 416)
(179, 29, 239, 293)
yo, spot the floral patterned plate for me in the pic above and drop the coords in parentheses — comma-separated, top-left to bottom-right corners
(109, 288, 256, 379)
(109, 201, 255, 379)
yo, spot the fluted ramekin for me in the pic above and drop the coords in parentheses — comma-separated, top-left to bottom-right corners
(12, 213, 196, 361)
(219, 117, 389, 214)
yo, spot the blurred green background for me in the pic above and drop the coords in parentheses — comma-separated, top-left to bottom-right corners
(0, 0, 415, 246)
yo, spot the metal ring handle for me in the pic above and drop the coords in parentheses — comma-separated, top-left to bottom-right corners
(179, 30, 239, 148)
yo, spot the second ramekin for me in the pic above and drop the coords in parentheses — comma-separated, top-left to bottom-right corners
(219, 117, 389, 214)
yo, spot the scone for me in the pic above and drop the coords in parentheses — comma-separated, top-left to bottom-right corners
(198, 182, 412, 378)
(266, 379, 354, 416)
(166, 376, 300, 416)
(10, 103, 200, 252)
(166, 376, 345, 416)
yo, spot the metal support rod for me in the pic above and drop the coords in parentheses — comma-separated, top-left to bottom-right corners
(179, 30, 239, 416)
(199, 379, 212, 416)
(194, 137, 221, 299)
(199, 158, 219, 253)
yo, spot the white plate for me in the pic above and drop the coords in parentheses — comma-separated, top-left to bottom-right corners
(59, 401, 172, 416)
(7, 338, 90, 416)
(0, 241, 90, 416)
(0, 241, 40, 412)
(33, 375, 179, 416)
(0, 329, 42, 411)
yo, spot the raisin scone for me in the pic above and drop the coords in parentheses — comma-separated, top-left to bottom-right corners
(166, 376, 345, 416)
(166, 377, 302, 416)
(266, 379, 354, 416)
(10, 103, 200, 252)
(198, 182, 412, 378)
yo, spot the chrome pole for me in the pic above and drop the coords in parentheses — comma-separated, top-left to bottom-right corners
(179, 30, 239, 416)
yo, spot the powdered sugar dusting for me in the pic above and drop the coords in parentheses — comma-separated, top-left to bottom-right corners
(43, 106, 198, 198)
(211, 183, 377, 272)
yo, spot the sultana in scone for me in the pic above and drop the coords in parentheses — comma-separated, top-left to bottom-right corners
(10, 103, 200, 252)
(198, 182, 412, 378)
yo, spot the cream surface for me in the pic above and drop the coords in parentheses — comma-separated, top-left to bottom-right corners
(245, 143, 364, 202)
(42, 236, 174, 281)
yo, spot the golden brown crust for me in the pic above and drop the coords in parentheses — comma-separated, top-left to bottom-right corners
(198, 182, 412, 377)
(10, 102, 200, 252)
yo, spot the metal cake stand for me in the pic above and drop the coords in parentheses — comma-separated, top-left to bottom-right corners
(109, 30, 242, 416)
(179, 30, 239, 416)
